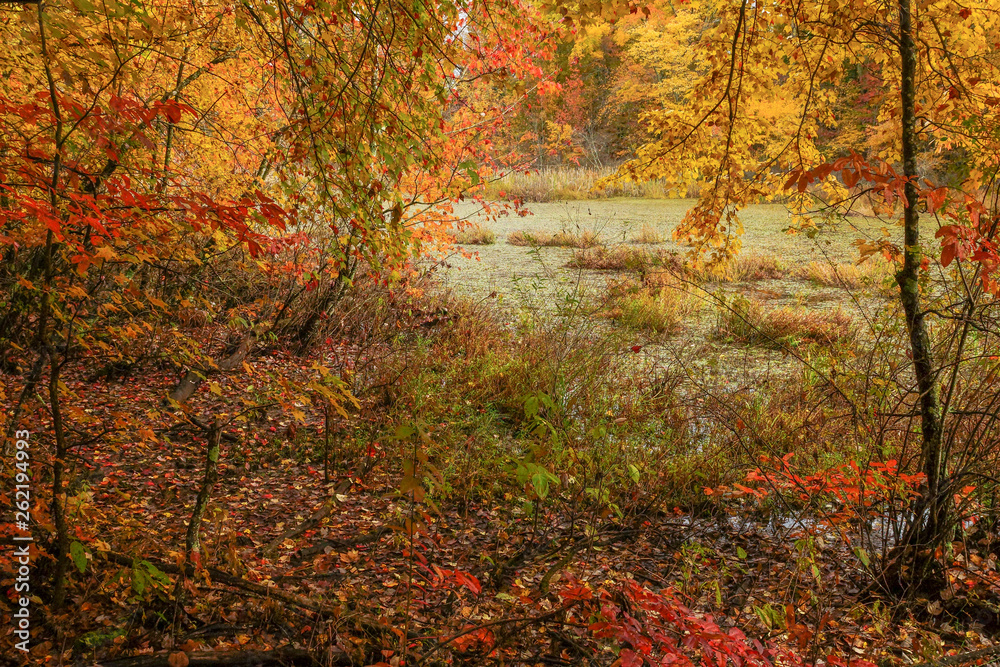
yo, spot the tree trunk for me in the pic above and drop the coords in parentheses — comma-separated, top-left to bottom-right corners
(49, 354, 70, 608)
(185, 419, 222, 561)
(3, 350, 49, 449)
(323, 404, 331, 484)
(168, 333, 255, 404)
(895, 0, 949, 564)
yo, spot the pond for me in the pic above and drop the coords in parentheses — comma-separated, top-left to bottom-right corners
(433, 198, 903, 306)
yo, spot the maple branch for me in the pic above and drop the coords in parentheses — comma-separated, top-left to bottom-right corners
(160, 45, 189, 190)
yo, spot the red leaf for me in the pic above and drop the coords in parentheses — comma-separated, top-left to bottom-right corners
(558, 583, 593, 602)
(940, 243, 956, 268)
(782, 170, 800, 191)
(926, 187, 947, 213)
(620, 649, 644, 667)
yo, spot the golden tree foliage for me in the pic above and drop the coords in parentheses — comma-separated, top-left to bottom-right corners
(602, 0, 1000, 262)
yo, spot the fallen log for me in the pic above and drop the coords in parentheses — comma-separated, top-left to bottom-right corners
(99, 551, 414, 641)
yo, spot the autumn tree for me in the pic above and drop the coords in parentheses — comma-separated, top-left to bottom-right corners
(595, 0, 1000, 587)
(0, 0, 549, 611)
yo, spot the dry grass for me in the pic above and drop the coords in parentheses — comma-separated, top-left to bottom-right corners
(684, 254, 786, 282)
(631, 224, 665, 244)
(726, 254, 786, 281)
(507, 229, 602, 248)
(796, 257, 895, 289)
(567, 248, 784, 284)
(566, 246, 679, 272)
(717, 296, 853, 348)
(602, 276, 702, 334)
(452, 224, 496, 245)
(481, 167, 701, 202)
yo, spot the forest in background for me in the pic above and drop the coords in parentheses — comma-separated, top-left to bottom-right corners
(2, 0, 1000, 665)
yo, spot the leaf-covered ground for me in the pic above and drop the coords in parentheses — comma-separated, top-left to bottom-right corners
(9, 319, 999, 666)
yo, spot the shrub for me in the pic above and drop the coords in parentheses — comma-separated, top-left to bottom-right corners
(453, 224, 496, 245)
(716, 296, 852, 348)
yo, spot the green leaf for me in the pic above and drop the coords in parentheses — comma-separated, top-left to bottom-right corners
(627, 463, 640, 484)
(70, 541, 87, 574)
(141, 560, 171, 587)
(132, 566, 147, 595)
(854, 547, 871, 568)
(524, 395, 539, 419)
(737, 546, 747, 560)
(531, 471, 550, 499)
(753, 605, 772, 629)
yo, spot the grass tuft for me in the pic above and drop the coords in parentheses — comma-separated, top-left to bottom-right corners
(507, 229, 602, 248)
(727, 254, 786, 281)
(567, 246, 678, 272)
(567, 248, 784, 284)
(453, 224, 496, 245)
(631, 224, 665, 244)
(796, 257, 895, 289)
(602, 275, 701, 334)
(716, 296, 853, 348)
